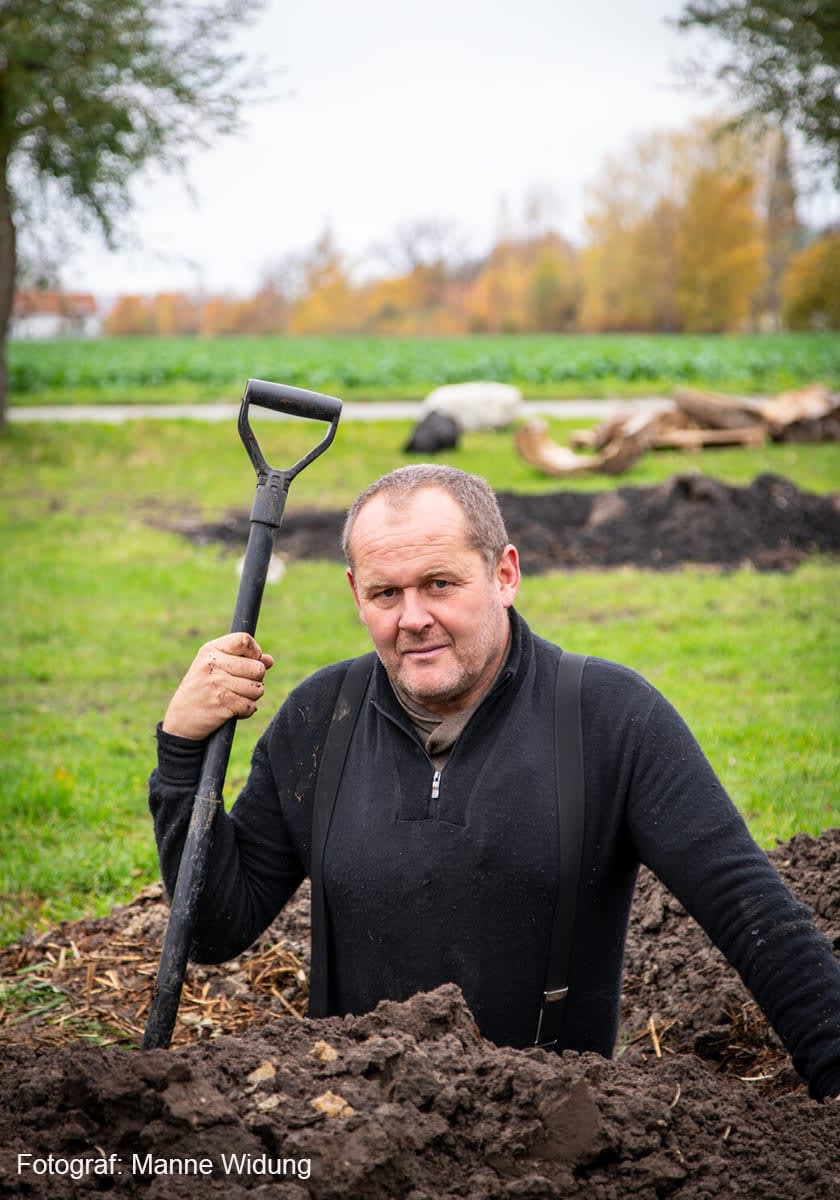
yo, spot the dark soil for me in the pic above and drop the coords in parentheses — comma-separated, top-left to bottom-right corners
(1, 832, 838, 1198)
(163, 473, 840, 572)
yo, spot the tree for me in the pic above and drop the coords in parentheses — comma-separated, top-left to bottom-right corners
(526, 239, 581, 332)
(676, 168, 767, 331)
(465, 241, 532, 333)
(104, 294, 155, 336)
(0, 0, 262, 428)
(152, 292, 201, 336)
(368, 218, 466, 277)
(781, 229, 840, 328)
(760, 130, 801, 326)
(289, 230, 358, 334)
(580, 120, 774, 332)
(580, 130, 688, 331)
(676, 1, 840, 184)
(242, 280, 291, 335)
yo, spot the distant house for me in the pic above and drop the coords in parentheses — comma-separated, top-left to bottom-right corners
(11, 290, 101, 338)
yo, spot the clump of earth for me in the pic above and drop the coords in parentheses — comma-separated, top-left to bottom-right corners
(1, 831, 838, 1197)
(163, 473, 840, 572)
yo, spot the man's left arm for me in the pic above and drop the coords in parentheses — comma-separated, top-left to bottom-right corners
(626, 690, 840, 1103)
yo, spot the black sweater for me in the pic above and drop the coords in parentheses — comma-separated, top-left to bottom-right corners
(149, 610, 840, 1100)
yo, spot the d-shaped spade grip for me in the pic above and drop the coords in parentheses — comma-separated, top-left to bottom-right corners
(239, 379, 342, 482)
(141, 378, 343, 1052)
(244, 378, 343, 423)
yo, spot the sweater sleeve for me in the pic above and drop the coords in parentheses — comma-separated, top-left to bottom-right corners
(625, 688, 840, 1101)
(148, 716, 305, 963)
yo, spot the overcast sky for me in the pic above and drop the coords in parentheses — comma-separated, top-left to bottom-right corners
(55, 0, 832, 297)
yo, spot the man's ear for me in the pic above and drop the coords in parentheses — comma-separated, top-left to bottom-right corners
(347, 567, 362, 615)
(496, 544, 521, 608)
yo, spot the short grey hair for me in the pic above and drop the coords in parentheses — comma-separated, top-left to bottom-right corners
(342, 464, 509, 572)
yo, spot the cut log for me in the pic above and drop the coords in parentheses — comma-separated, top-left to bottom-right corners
(596, 425, 651, 474)
(588, 406, 640, 450)
(758, 384, 837, 440)
(514, 419, 649, 477)
(515, 421, 597, 475)
(767, 407, 840, 443)
(569, 428, 598, 449)
(651, 425, 766, 450)
(673, 387, 765, 430)
(570, 406, 680, 451)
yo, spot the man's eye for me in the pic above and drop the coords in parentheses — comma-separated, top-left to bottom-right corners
(377, 587, 396, 599)
(431, 579, 450, 590)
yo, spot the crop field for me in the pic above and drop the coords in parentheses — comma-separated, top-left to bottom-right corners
(9, 331, 840, 404)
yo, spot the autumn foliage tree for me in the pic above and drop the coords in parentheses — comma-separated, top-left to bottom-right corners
(579, 132, 687, 332)
(359, 265, 461, 335)
(526, 239, 582, 332)
(465, 234, 580, 333)
(197, 285, 288, 336)
(781, 229, 840, 329)
(466, 241, 532, 333)
(105, 291, 201, 335)
(580, 121, 785, 333)
(152, 292, 200, 337)
(95, 117, 824, 339)
(104, 295, 155, 336)
(288, 230, 358, 334)
(676, 168, 766, 331)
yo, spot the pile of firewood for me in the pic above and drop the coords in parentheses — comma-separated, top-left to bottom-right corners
(515, 384, 840, 478)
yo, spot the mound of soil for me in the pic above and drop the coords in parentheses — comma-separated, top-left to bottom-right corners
(164, 473, 840, 572)
(1, 832, 838, 1197)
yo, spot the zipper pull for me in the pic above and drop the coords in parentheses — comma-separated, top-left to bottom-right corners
(431, 769, 441, 801)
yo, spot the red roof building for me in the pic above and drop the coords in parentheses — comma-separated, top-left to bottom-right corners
(11, 290, 101, 338)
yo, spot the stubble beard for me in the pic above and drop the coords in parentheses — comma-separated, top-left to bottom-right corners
(390, 622, 507, 714)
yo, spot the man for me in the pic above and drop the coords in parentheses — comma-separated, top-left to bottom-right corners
(150, 464, 840, 1101)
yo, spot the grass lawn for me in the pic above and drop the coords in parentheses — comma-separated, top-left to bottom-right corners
(1, 415, 838, 944)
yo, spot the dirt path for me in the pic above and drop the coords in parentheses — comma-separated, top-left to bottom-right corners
(8, 399, 671, 424)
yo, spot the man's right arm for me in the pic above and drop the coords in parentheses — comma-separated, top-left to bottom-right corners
(149, 718, 306, 963)
(148, 632, 303, 963)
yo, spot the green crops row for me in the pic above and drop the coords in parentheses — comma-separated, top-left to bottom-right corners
(9, 332, 840, 398)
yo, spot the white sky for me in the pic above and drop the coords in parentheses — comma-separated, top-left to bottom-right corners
(55, 0, 834, 297)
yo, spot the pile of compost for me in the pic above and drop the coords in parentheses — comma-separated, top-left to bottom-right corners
(1, 831, 838, 1197)
(164, 473, 840, 572)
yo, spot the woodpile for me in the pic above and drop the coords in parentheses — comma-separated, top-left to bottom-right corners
(516, 384, 840, 478)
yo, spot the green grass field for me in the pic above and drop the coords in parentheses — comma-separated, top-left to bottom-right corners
(1, 411, 839, 946)
(9, 331, 840, 404)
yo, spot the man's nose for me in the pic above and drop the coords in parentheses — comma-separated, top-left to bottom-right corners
(398, 589, 433, 632)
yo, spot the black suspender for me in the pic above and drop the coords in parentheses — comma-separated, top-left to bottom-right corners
(308, 652, 376, 1017)
(308, 648, 588, 1048)
(534, 650, 587, 1047)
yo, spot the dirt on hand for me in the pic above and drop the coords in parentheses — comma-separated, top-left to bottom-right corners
(1, 831, 838, 1198)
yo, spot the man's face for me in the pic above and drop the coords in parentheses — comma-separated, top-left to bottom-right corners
(347, 487, 520, 716)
